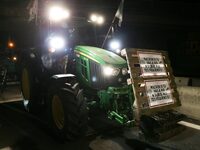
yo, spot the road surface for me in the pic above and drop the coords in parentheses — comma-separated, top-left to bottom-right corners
(0, 102, 200, 150)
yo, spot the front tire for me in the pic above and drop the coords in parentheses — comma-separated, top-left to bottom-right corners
(48, 84, 88, 140)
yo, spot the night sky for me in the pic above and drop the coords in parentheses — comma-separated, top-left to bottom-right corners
(0, 0, 200, 76)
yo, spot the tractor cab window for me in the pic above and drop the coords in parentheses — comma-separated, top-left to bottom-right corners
(80, 58, 88, 80)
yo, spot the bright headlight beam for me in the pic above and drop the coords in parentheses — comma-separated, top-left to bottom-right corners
(122, 68, 128, 75)
(116, 49, 121, 54)
(103, 66, 114, 76)
(110, 40, 121, 51)
(49, 36, 65, 50)
(97, 16, 104, 24)
(49, 6, 70, 22)
(90, 14, 98, 22)
(102, 66, 120, 77)
(90, 14, 104, 25)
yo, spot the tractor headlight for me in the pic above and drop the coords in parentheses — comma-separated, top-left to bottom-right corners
(48, 36, 65, 52)
(109, 40, 121, 50)
(122, 68, 128, 75)
(103, 66, 120, 77)
(48, 6, 70, 22)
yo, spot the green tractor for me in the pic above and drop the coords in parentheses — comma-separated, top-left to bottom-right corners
(20, 45, 133, 139)
(20, 44, 184, 141)
(74, 46, 133, 125)
(19, 0, 185, 141)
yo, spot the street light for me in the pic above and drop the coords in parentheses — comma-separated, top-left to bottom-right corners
(8, 41, 15, 48)
(48, 6, 70, 22)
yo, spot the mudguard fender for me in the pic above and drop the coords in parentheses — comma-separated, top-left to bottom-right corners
(50, 74, 80, 95)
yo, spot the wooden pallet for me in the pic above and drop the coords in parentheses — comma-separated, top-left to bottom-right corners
(122, 48, 181, 121)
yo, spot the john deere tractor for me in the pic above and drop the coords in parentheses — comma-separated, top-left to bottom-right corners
(20, 44, 185, 141)
(19, 1, 185, 141)
(20, 44, 133, 139)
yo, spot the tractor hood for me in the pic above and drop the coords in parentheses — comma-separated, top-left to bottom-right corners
(75, 46, 127, 68)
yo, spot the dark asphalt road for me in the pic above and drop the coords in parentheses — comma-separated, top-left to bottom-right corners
(0, 102, 200, 150)
(0, 103, 94, 150)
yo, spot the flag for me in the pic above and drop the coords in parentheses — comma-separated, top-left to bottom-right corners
(115, 0, 124, 27)
(27, 0, 38, 23)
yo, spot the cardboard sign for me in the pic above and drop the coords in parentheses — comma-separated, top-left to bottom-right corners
(145, 80, 174, 108)
(138, 52, 167, 77)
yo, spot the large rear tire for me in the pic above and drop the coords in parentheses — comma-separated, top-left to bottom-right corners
(21, 65, 41, 113)
(48, 83, 88, 140)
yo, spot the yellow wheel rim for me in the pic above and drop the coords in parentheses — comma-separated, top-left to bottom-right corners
(22, 68, 30, 100)
(52, 95, 65, 130)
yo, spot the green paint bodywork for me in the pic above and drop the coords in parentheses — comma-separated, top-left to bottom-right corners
(75, 54, 91, 87)
(74, 45, 128, 88)
(98, 86, 134, 125)
(98, 86, 130, 109)
(109, 111, 126, 124)
(74, 45, 134, 125)
(75, 46, 127, 68)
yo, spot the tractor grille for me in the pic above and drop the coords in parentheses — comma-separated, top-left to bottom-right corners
(90, 61, 104, 89)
